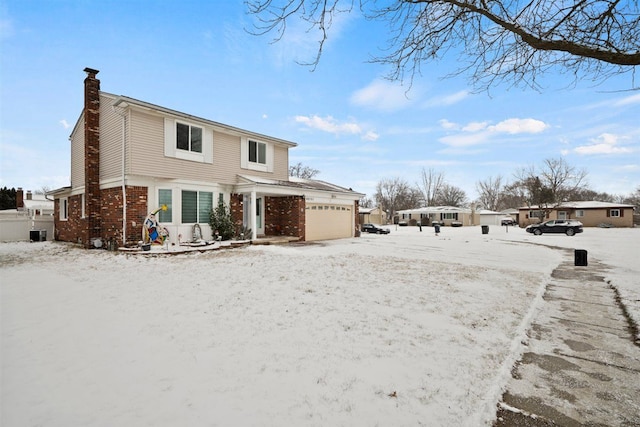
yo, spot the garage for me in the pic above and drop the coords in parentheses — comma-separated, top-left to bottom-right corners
(305, 203, 353, 241)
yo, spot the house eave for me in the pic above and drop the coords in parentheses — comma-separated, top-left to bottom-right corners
(109, 93, 298, 148)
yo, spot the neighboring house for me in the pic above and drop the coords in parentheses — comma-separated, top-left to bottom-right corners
(477, 209, 503, 226)
(518, 201, 635, 228)
(50, 68, 363, 248)
(396, 206, 474, 226)
(0, 188, 54, 242)
(359, 207, 387, 225)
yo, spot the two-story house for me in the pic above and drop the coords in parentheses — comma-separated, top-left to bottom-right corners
(50, 68, 363, 248)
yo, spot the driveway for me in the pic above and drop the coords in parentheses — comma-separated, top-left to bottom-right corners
(495, 249, 640, 426)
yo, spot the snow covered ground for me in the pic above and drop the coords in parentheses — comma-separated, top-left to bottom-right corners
(1, 226, 638, 426)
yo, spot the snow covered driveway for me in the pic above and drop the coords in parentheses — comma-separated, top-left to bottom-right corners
(1, 226, 637, 426)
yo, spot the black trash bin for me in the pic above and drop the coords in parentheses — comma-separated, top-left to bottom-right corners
(434, 224, 441, 234)
(481, 225, 489, 234)
(575, 249, 588, 266)
(30, 230, 40, 242)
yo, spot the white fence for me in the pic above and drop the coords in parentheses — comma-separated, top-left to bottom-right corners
(0, 216, 55, 242)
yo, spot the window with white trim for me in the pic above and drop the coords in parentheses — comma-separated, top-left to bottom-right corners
(240, 137, 273, 172)
(442, 212, 459, 220)
(60, 198, 68, 220)
(177, 122, 202, 153)
(164, 118, 212, 164)
(576, 210, 584, 217)
(158, 189, 172, 223)
(181, 190, 213, 224)
(610, 209, 620, 217)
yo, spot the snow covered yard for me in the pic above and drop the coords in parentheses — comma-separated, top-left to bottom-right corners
(1, 226, 638, 426)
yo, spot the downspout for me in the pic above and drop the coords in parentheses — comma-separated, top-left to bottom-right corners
(113, 105, 127, 246)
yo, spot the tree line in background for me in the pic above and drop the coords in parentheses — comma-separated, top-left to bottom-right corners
(358, 158, 640, 222)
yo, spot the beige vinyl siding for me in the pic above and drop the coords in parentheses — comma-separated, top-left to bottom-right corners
(99, 96, 124, 181)
(127, 108, 290, 183)
(70, 116, 85, 188)
(272, 145, 289, 180)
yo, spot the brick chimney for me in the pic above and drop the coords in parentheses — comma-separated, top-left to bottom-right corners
(16, 187, 23, 209)
(84, 67, 101, 246)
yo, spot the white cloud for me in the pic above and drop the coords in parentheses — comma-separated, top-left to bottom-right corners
(438, 117, 549, 147)
(439, 119, 458, 130)
(362, 131, 379, 141)
(614, 93, 640, 107)
(59, 119, 70, 129)
(574, 133, 633, 155)
(295, 114, 377, 141)
(462, 121, 488, 132)
(424, 90, 469, 107)
(487, 118, 548, 134)
(350, 80, 413, 112)
(439, 132, 491, 147)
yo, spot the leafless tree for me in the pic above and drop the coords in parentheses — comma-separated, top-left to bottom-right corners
(538, 158, 589, 202)
(623, 186, 640, 212)
(512, 157, 589, 219)
(246, 0, 640, 90)
(417, 168, 445, 206)
(359, 196, 374, 208)
(435, 183, 468, 207)
(475, 175, 504, 211)
(289, 162, 320, 179)
(374, 177, 421, 222)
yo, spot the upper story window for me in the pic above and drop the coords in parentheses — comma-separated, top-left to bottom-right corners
(249, 139, 266, 164)
(177, 122, 202, 153)
(164, 118, 212, 163)
(241, 137, 273, 172)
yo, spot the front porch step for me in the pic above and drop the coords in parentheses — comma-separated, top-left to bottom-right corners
(252, 236, 301, 245)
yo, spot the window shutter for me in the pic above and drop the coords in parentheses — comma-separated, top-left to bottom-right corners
(164, 118, 175, 157)
(240, 137, 248, 169)
(607, 210, 610, 217)
(620, 209, 624, 217)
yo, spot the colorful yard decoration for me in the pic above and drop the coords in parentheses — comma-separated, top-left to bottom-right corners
(143, 205, 169, 245)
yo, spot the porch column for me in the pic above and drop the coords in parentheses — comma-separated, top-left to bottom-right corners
(250, 190, 257, 240)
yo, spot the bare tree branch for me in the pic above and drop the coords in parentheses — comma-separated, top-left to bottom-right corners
(246, 0, 640, 89)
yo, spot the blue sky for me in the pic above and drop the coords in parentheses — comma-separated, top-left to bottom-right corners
(1, 1, 638, 202)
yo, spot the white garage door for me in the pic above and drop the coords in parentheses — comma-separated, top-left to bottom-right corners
(305, 204, 353, 241)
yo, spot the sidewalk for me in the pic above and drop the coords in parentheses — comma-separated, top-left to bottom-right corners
(494, 250, 640, 426)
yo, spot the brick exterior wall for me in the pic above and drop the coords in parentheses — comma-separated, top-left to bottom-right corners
(54, 194, 86, 244)
(54, 186, 149, 247)
(230, 193, 244, 230)
(84, 68, 101, 247)
(101, 186, 148, 246)
(265, 195, 305, 240)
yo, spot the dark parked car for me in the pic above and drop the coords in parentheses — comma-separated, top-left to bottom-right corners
(361, 223, 391, 234)
(526, 220, 583, 236)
